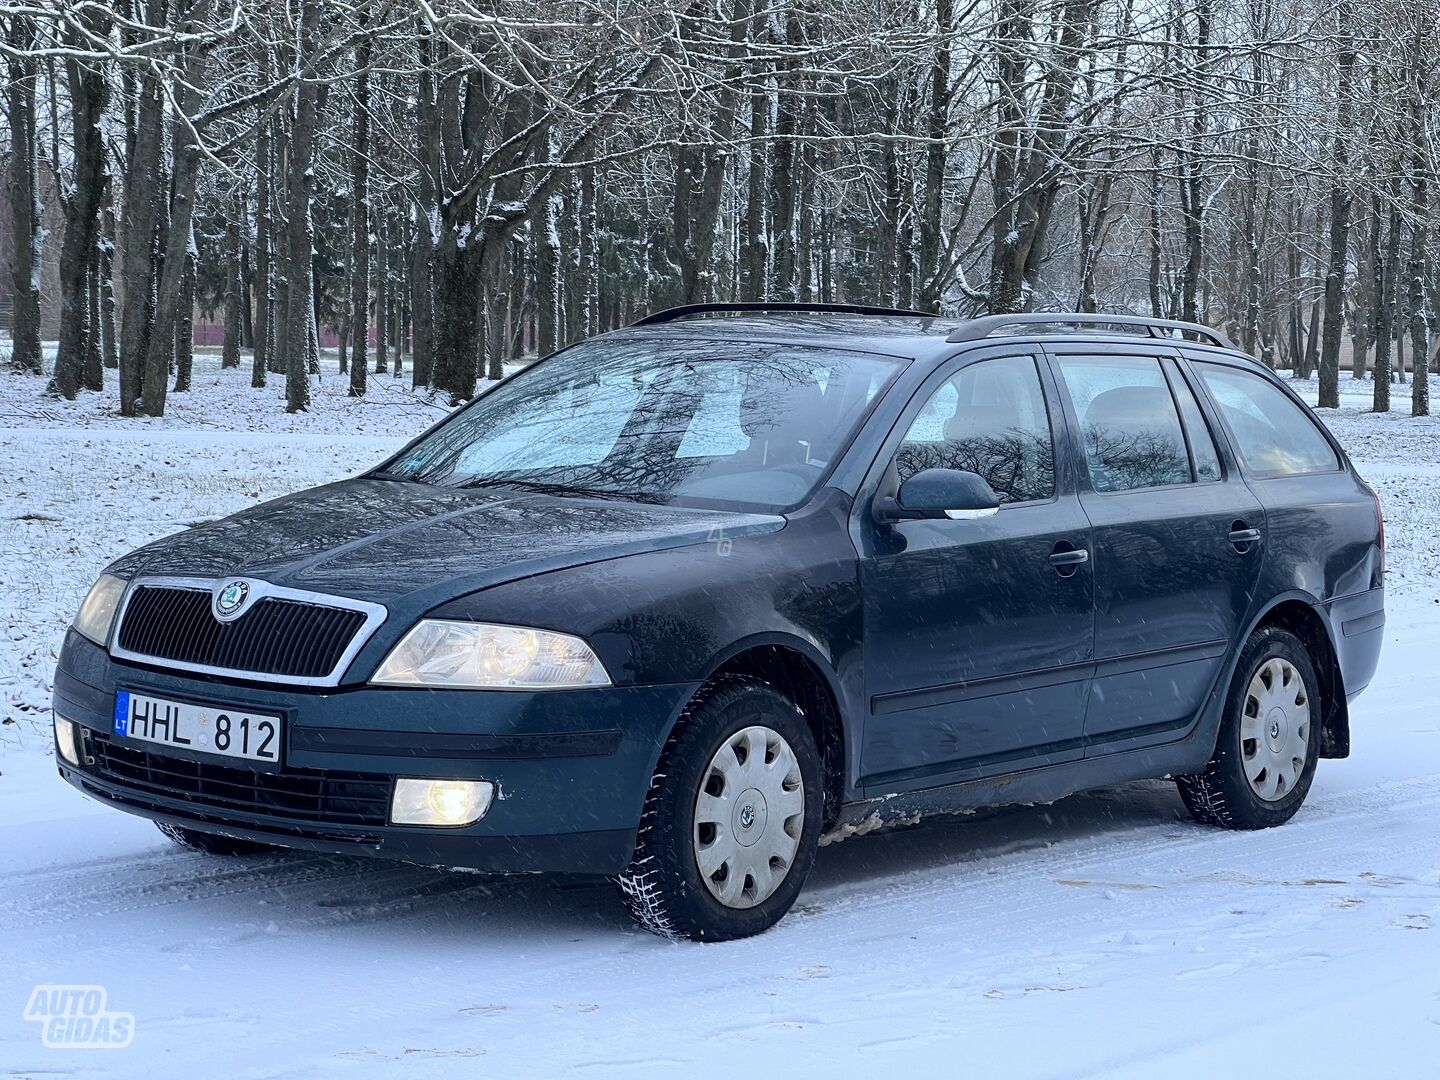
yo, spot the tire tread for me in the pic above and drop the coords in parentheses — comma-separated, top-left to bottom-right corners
(616, 675, 819, 941)
(1176, 626, 1320, 831)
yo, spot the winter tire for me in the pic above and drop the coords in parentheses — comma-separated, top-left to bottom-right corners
(617, 676, 824, 941)
(1177, 626, 1322, 829)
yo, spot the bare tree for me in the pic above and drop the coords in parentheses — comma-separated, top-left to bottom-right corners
(5, 14, 43, 373)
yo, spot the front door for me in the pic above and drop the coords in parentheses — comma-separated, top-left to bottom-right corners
(1046, 347, 1265, 751)
(857, 351, 1095, 791)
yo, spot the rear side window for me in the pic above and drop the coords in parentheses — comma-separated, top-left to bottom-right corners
(894, 355, 1055, 504)
(1196, 364, 1339, 477)
(1055, 355, 1191, 492)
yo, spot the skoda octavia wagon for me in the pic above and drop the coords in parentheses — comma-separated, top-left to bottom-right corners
(53, 305, 1385, 940)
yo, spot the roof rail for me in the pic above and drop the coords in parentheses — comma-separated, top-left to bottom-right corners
(946, 312, 1233, 350)
(631, 302, 940, 327)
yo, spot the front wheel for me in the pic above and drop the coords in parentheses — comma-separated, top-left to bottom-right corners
(1177, 627, 1322, 829)
(617, 677, 824, 941)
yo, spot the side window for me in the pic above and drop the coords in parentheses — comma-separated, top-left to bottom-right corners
(1196, 364, 1340, 477)
(1056, 355, 1191, 493)
(1164, 362, 1222, 482)
(894, 356, 1054, 504)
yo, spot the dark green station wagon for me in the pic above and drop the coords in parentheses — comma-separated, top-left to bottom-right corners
(54, 305, 1385, 940)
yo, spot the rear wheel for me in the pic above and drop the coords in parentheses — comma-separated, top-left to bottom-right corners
(1177, 627, 1321, 829)
(617, 677, 823, 941)
(156, 822, 278, 856)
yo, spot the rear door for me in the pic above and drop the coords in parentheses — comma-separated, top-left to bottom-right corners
(856, 347, 1095, 790)
(1045, 345, 1265, 752)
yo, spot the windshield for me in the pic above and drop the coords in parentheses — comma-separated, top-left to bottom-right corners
(380, 338, 903, 511)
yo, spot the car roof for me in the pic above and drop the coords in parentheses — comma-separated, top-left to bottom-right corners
(602, 307, 1259, 369)
(603, 313, 964, 362)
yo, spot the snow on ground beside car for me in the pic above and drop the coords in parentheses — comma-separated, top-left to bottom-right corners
(2, 356, 1439, 1076)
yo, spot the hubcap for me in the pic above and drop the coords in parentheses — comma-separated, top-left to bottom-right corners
(693, 726, 805, 909)
(1239, 657, 1310, 802)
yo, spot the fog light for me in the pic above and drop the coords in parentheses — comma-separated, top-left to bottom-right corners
(54, 714, 81, 766)
(391, 778, 494, 827)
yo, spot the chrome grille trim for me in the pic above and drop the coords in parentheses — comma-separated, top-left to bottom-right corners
(108, 575, 388, 687)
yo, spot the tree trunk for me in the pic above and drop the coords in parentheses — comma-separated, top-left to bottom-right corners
(411, 26, 438, 384)
(348, 25, 371, 397)
(1318, 2, 1355, 407)
(100, 196, 119, 371)
(141, 0, 214, 417)
(83, 254, 103, 390)
(770, 9, 802, 301)
(252, 90, 273, 388)
(50, 12, 110, 399)
(1354, 203, 1380, 378)
(1178, 1, 1212, 323)
(222, 187, 243, 368)
(1300, 296, 1321, 380)
(986, 0, 1028, 314)
(375, 214, 389, 374)
(1373, 195, 1403, 413)
(118, 27, 167, 414)
(741, 16, 768, 302)
(1408, 48, 1431, 416)
(917, 0, 953, 313)
(284, 0, 322, 413)
(5, 20, 43, 374)
(337, 235, 350, 375)
(535, 191, 559, 356)
(173, 240, 195, 391)
(431, 235, 483, 402)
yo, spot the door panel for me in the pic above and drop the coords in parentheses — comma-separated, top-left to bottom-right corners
(1046, 348, 1264, 749)
(857, 351, 1095, 789)
(1078, 483, 1261, 741)
(861, 503, 1095, 785)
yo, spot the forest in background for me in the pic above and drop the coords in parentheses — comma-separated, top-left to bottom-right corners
(1, 0, 1437, 415)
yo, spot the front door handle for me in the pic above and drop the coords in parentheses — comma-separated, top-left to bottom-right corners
(1048, 546, 1089, 576)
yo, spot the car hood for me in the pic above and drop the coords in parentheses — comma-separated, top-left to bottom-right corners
(108, 478, 785, 611)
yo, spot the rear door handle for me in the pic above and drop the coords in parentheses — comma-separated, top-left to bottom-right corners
(1048, 549, 1090, 567)
(1228, 526, 1262, 548)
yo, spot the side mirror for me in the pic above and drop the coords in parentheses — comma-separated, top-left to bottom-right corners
(879, 468, 1001, 521)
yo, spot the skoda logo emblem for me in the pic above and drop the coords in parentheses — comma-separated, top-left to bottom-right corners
(214, 580, 250, 621)
(739, 804, 756, 830)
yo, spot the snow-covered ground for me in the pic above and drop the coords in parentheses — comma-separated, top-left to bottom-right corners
(2, 355, 1439, 1077)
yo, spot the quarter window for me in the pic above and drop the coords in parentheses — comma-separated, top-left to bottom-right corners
(1197, 364, 1340, 477)
(894, 356, 1055, 504)
(1056, 356, 1192, 493)
(1165, 363, 1222, 482)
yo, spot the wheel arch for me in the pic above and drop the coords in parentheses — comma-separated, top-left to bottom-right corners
(1245, 593, 1349, 759)
(698, 634, 849, 829)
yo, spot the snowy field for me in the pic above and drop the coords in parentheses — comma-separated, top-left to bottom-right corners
(2, 355, 1440, 1077)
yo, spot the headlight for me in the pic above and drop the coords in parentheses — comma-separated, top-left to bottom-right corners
(371, 620, 611, 689)
(73, 574, 127, 646)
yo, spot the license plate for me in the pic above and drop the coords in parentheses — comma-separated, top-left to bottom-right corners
(114, 690, 282, 766)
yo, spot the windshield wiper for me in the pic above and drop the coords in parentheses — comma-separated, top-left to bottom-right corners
(463, 478, 663, 504)
(459, 478, 602, 498)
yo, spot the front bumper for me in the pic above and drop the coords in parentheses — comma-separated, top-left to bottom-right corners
(53, 630, 696, 875)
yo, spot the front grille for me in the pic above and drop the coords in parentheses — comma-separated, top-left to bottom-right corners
(84, 732, 392, 827)
(116, 584, 368, 680)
